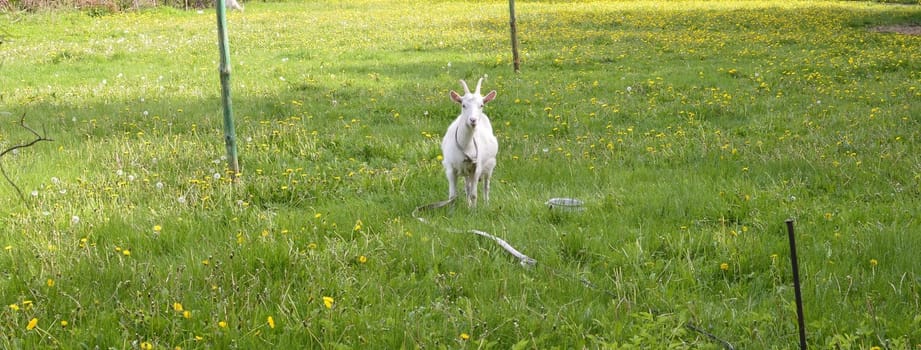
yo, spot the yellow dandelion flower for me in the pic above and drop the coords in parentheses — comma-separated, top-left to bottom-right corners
(173, 302, 184, 312)
(323, 296, 335, 309)
(358, 255, 368, 264)
(122, 249, 131, 256)
(870, 259, 878, 267)
(314, 213, 322, 219)
(720, 263, 729, 271)
(60, 320, 68, 327)
(267, 316, 275, 329)
(9, 303, 19, 311)
(218, 321, 228, 328)
(26, 318, 38, 330)
(47, 279, 55, 287)
(460, 333, 470, 341)
(153, 225, 162, 233)
(353, 219, 363, 232)
(183, 311, 192, 319)
(140, 342, 153, 350)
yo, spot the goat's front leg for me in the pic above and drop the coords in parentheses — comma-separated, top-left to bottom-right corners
(445, 167, 458, 201)
(465, 172, 478, 208)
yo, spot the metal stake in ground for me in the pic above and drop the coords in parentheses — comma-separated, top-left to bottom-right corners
(508, 0, 521, 72)
(786, 219, 808, 350)
(216, 0, 241, 180)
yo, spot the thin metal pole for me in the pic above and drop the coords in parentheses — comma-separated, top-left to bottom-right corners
(786, 219, 808, 350)
(508, 0, 520, 73)
(216, 0, 240, 180)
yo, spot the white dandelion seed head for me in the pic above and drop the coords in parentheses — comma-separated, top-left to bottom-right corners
(213, 173, 221, 180)
(116, 169, 124, 177)
(156, 182, 164, 190)
(31, 190, 39, 197)
(71, 216, 80, 225)
(177, 196, 187, 204)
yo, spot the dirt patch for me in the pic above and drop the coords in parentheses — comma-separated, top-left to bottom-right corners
(872, 24, 921, 35)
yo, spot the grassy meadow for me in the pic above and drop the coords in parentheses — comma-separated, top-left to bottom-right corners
(2, 0, 921, 348)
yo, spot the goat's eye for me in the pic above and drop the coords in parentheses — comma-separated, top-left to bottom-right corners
(462, 104, 467, 109)
(479, 104, 484, 108)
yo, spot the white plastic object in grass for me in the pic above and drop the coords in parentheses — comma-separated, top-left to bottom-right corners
(546, 197, 585, 211)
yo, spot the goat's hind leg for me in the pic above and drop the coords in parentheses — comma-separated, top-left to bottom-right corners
(482, 172, 491, 205)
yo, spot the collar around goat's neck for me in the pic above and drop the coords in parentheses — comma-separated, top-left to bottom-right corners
(454, 124, 478, 162)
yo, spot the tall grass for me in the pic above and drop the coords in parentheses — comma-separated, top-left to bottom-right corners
(1, 1, 920, 348)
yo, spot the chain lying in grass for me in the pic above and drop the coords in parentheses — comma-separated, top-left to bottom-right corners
(0, 113, 54, 204)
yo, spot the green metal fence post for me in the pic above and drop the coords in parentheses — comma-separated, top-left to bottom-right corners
(216, 0, 241, 180)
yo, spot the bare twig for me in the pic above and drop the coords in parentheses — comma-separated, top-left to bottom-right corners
(0, 113, 53, 203)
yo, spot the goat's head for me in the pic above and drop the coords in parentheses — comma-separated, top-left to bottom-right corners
(450, 78, 497, 128)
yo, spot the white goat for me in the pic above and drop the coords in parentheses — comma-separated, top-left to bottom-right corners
(226, 0, 244, 11)
(441, 78, 499, 208)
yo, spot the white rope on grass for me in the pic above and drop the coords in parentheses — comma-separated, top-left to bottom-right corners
(411, 196, 735, 350)
(412, 196, 537, 267)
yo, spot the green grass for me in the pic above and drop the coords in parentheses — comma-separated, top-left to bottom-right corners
(1, 0, 921, 348)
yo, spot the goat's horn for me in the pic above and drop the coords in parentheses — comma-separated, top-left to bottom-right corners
(459, 80, 470, 94)
(475, 77, 483, 94)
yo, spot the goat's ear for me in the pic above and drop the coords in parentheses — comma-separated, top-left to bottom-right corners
(450, 90, 463, 103)
(483, 90, 497, 104)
